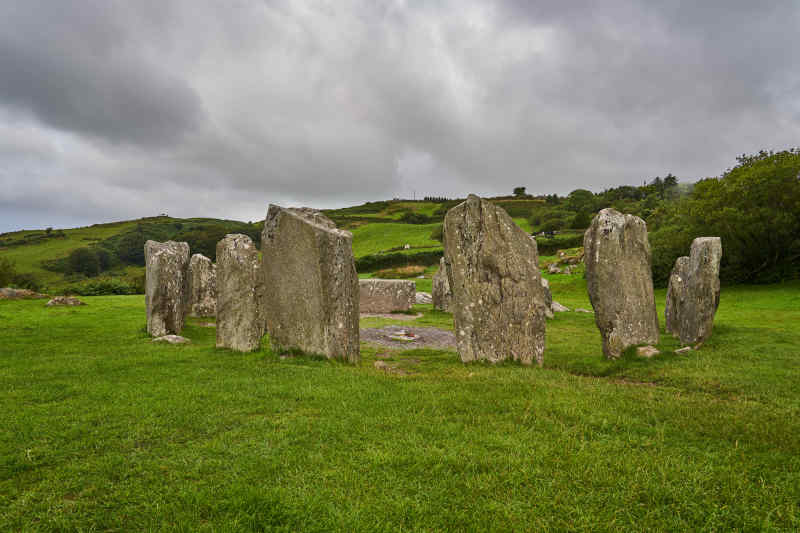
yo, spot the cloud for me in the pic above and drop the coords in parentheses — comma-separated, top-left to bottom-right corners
(1, 0, 798, 232)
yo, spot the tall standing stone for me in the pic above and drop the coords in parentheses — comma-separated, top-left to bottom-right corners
(584, 208, 659, 358)
(216, 234, 262, 352)
(432, 257, 452, 311)
(187, 253, 217, 317)
(261, 206, 359, 362)
(665, 237, 722, 346)
(443, 194, 547, 365)
(145, 240, 190, 337)
(540, 277, 554, 319)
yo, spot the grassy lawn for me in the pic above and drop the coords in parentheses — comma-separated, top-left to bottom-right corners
(2, 278, 799, 531)
(349, 223, 442, 257)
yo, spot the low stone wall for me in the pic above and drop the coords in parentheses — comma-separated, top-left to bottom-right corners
(359, 279, 415, 313)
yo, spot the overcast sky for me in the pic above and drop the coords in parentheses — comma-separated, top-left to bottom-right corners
(1, 1, 799, 232)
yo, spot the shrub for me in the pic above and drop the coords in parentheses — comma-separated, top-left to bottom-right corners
(65, 278, 138, 296)
(356, 250, 443, 272)
(0, 257, 18, 286)
(429, 224, 443, 242)
(12, 272, 42, 291)
(67, 248, 100, 277)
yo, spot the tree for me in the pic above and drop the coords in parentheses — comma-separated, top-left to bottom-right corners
(513, 186, 527, 197)
(567, 189, 595, 213)
(67, 248, 100, 277)
(0, 257, 17, 286)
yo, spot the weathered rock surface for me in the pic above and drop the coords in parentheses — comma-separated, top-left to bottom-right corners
(443, 194, 547, 365)
(187, 254, 216, 317)
(665, 237, 722, 346)
(216, 234, 262, 352)
(0, 288, 48, 300)
(145, 240, 190, 337)
(584, 209, 659, 358)
(359, 279, 415, 313)
(152, 334, 191, 344)
(46, 296, 85, 306)
(261, 206, 359, 362)
(551, 301, 570, 313)
(415, 292, 432, 304)
(432, 257, 452, 311)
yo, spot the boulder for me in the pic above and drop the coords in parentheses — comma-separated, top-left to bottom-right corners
(261, 206, 359, 363)
(145, 240, 190, 337)
(359, 279, 415, 313)
(187, 254, 216, 317)
(46, 296, 85, 306)
(443, 194, 547, 365)
(665, 237, 722, 346)
(415, 292, 433, 305)
(547, 264, 562, 274)
(216, 234, 262, 352)
(0, 288, 47, 300)
(432, 257, 452, 311)
(584, 208, 659, 358)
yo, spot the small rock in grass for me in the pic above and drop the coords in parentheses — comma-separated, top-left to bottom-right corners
(415, 292, 432, 304)
(152, 335, 191, 344)
(636, 345, 660, 358)
(674, 346, 693, 354)
(574, 308, 592, 313)
(46, 296, 85, 306)
(551, 301, 570, 313)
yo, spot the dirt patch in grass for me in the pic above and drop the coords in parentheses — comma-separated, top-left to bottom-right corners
(361, 325, 456, 350)
(360, 312, 422, 321)
(373, 265, 426, 279)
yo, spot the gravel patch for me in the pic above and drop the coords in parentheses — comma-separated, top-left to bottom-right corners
(360, 325, 456, 350)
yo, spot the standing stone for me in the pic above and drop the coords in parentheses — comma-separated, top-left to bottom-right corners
(216, 234, 262, 352)
(443, 194, 547, 365)
(540, 277, 554, 319)
(145, 240, 190, 337)
(665, 237, 722, 346)
(187, 254, 217, 317)
(584, 208, 659, 358)
(359, 279, 415, 313)
(432, 257, 452, 311)
(261, 206, 359, 363)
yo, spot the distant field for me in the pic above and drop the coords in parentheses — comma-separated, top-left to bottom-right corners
(2, 277, 798, 530)
(350, 222, 442, 257)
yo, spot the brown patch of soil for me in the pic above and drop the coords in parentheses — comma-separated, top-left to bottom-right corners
(361, 326, 456, 350)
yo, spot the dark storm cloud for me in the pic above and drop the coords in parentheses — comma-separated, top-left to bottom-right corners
(1, 0, 798, 232)
(0, 1, 202, 147)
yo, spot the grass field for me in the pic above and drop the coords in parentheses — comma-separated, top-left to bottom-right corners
(2, 276, 799, 531)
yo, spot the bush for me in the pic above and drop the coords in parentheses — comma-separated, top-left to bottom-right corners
(65, 278, 138, 296)
(12, 272, 42, 291)
(398, 211, 431, 224)
(356, 250, 443, 272)
(67, 247, 100, 277)
(0, 257, 17, 286)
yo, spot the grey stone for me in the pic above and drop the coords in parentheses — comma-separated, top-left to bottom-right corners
(443, 194, 547, 365)
(415, 292, 432, 304)
(674, 346, 693, 354)
(574, 308, 592, 313)
(432, 257, 452, 311)
(636, 345, 660, 358)
(187, 254, 216, 317)
(46, 296, 85, 306)
(548, 264, 562, 274)
(152, 334, 191, 344)
(540, 278, 554, 319)
(359, 279, 415, 313)
(551, 301, 570, 313)
(665, 237, 722, 346)
(584, 209, 659, 358)
(0, 288, 48, 300)
(261, 206, 359, 363)
(216, 234, 262, 352)
(145, 240, 190, 337)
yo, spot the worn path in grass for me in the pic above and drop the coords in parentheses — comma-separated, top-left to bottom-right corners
(1, 280, 799, 531)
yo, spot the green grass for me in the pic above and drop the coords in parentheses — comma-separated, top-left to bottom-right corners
(2, 277, 799, 531)
(349, 223, 442, 258)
